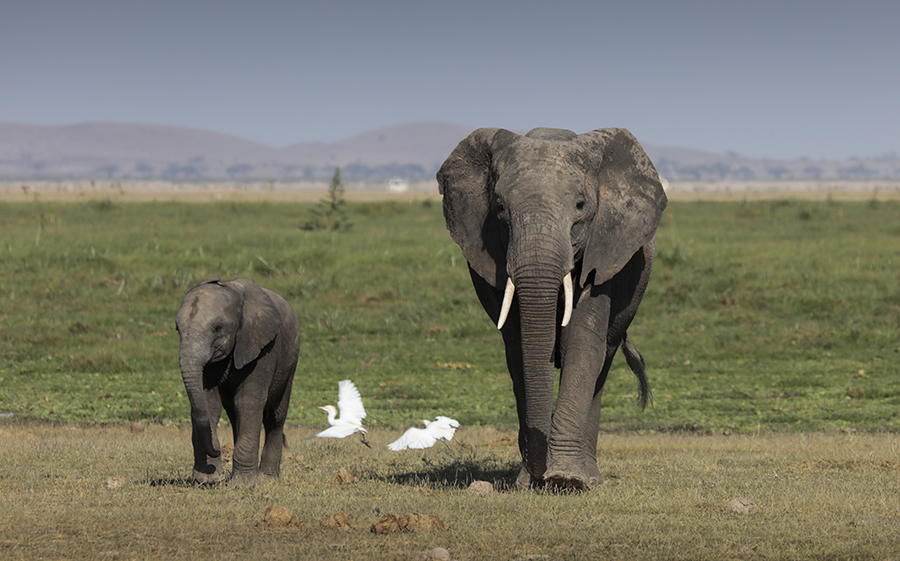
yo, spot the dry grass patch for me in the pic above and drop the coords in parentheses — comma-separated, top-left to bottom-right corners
(1, 422, 899, 560)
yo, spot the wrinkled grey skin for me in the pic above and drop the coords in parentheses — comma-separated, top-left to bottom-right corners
(175, 276, 300, 487)
(438, 128, 667, 490)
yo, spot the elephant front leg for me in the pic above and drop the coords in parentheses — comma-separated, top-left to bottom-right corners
(544, 293, 610, 490)
(226, 388, 266, 488)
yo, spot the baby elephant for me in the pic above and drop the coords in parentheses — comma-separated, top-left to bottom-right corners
(175, 276, 300, 487)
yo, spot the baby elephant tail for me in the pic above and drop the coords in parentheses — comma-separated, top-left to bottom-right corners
(622, 333, 652, 410)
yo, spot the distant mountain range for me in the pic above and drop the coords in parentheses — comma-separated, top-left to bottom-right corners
(1, 121, 897, 181)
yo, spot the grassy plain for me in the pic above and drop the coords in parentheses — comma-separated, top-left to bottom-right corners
(2, 424, 899, 560)
(1, 191, 900, 558)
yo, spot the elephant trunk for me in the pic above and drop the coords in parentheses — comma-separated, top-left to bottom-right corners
(506, 216, 574, 478)
(514, 273, 564, 478)
(179, 343, 220, 459)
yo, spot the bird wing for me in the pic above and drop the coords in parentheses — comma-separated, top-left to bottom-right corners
(428, 416, 460, 441)
(314, 422, 363, 438)
(387, 427, 437, 451)
(336, 380, 366, 423)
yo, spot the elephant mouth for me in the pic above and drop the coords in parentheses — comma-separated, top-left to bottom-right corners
(497, 272, 574, 330)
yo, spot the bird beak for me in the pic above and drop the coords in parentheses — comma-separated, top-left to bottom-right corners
(319, 406, 328, 411)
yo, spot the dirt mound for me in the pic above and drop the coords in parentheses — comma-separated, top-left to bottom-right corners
(320, 511, 354, 530)
(331, 467, 357, 484)
(370, 512, 445, 534)
(256, 505, 304, 528)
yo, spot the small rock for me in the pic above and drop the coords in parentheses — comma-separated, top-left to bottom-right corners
(425, 547, 451, 560)
(320, 511, 354, 530)
(130, 422, 145, 434)
(256, 505, 303, 528)
(331, 467, 357, 485)
(726, 497, 758, 514)
(105, 476, 125, 489)
(467, 480, 494, 496)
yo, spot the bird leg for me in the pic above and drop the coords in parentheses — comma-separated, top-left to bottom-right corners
(358, 432, 372, 449)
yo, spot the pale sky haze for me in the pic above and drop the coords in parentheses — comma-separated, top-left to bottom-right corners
(1, 0, 897, 160)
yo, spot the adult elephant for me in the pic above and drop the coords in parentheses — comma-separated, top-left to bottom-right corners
(437, 127, 667, 490)
(175, 276, 300, 487)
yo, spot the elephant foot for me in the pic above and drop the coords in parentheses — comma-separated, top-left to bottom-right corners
(259, 471, 280, 485)
(543, 470, 588, 491)
(228, 471, 260, 488)
(543, 457, 596, 491)
(193, 457, 226, 485)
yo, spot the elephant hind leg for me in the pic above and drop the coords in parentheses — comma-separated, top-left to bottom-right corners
(259, 375, 294, 481)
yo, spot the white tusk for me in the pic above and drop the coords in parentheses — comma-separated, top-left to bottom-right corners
(497, 277, 515, 329)
(561, 273, 573, 327)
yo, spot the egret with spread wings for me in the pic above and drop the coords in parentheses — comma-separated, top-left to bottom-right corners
(387, 416, 459, 451)
(311, 380, 367, 440)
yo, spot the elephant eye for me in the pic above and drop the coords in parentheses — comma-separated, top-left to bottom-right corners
(213, 323, 224, 333)
(494, 197, 506, 216)
(575, 199, 586, 211)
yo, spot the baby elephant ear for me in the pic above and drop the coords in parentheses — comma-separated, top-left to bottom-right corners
(578, 128, 668, 287)
(225, 278, 281, 370)
(437, 127, 520, 288)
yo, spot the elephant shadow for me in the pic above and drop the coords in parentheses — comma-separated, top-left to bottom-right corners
(144, 475, 212, 488)
(373, 454, 522, 491)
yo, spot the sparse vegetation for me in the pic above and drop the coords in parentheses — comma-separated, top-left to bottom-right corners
(299, 167, 352, 231)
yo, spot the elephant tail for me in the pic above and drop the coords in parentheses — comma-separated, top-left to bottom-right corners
(622, 333, 652, 410)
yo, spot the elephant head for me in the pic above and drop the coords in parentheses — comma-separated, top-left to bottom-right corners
(437, 127, 666, 484)
(175, 276, 281, 460)
(439, 127, 666, 302)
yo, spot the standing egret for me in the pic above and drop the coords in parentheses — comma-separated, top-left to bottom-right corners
(310, 380, 369, 445)
(387, 416, 460, 451)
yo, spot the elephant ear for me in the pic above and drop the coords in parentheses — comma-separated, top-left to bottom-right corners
(578, 128, 668, 287)
(437, 127, 520, 288)
(224, 278, 281, 370)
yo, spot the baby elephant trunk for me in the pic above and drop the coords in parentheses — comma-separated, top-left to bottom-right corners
(179, 348, 220, 459)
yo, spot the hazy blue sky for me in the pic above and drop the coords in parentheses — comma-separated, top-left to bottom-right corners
(2, 1, 897, 159)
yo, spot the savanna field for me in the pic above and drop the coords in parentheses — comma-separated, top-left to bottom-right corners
(1, 189, 899, 559)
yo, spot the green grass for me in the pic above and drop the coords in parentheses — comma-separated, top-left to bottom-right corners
(1, 197, 899, 434)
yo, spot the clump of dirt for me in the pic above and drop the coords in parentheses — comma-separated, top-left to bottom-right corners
(130, 422, 145, 434)
(331, 467, 357, 484)
(221, 443, 234, 464)
(370, 512, 445, 534)
(320, 511, 354, 530)
(256, 505, 304, 528)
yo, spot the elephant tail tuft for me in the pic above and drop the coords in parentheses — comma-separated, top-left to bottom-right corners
(622, 333, 652, 410)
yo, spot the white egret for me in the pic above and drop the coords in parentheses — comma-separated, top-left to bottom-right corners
(387, 416, 460, 451)
(311, 380, 367, 440)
